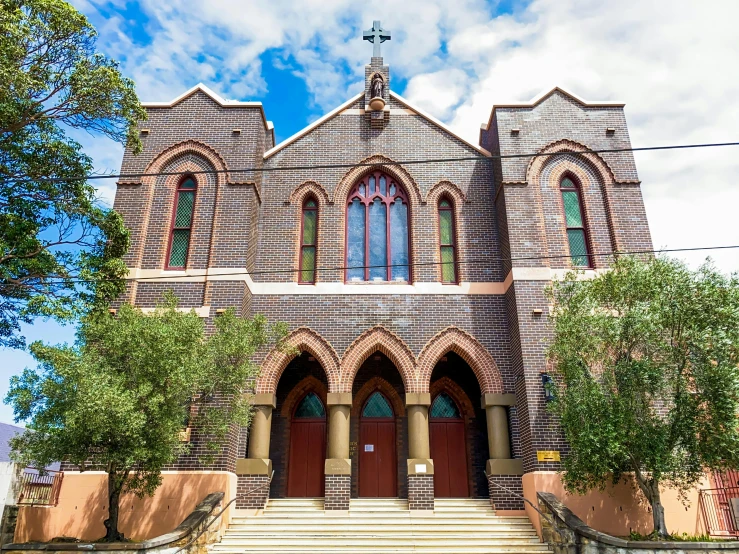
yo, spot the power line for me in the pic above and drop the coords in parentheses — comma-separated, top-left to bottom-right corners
(4, 141, 739, 185)
(37, 244, 739, 284)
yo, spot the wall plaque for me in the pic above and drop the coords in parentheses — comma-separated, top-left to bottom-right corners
(364, 444, 374, 452)
(536, 450, 561, 462)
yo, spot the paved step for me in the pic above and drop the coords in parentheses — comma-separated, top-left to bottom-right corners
(215, 498, 548, 554)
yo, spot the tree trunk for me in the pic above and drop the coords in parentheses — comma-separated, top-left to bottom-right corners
(634, 470, 669, 538)
(648, 481, 669, 538)
(103, 471, 125, 541)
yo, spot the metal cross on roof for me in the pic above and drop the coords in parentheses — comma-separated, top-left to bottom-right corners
(363, 20, 391, 58)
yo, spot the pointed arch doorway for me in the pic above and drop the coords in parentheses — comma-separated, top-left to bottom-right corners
(359, 391, 397, 497)
(287, 392, 326, 497)
(430, 392, 469, 497)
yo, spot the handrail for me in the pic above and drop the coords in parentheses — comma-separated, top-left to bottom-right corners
(484, 471, 555, 527)
(172, 470, 274, 554)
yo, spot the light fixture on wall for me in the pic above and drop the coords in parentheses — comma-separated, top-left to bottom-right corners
(541, 373, 555, 403)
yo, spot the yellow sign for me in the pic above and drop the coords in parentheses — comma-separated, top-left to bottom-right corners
(537, 450, 561, 462)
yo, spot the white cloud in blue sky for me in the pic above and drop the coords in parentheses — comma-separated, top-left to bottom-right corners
(2, 0, 738, 424)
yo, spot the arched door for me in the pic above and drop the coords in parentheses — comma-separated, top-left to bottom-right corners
(287, 392, 326, 497)
(359, 391, 397, 497)
(430, 392, 469, 497)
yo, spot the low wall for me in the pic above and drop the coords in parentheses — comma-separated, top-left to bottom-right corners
(523, 471, 709, 538)
(4, 492, 225, 554)
(13, 471, 237, 543)
(537, 491, 738, 554)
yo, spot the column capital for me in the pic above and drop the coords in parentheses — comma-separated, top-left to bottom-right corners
(485, 458, 523, 476)
(327, 392, 352, 406)
(236, 458, 272, 475)
(251, 393, 277, 408)
(325, 458, 351, 475)
(406, 393, 431, 406)
(407, 458, 435, 475)
(481, 393, 516, 408)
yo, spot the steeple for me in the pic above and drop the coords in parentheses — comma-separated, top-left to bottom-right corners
(362, 20, 390, 128)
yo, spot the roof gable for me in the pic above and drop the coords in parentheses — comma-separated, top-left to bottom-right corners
(264, 91, 490, 159)
(480, 87, 625, 135)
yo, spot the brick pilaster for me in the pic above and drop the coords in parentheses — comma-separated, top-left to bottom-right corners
(324, 474, 351, 510)
(408, 474, 434, 511)
(235, 474, 270, 509)
(487, 474, 524, 511)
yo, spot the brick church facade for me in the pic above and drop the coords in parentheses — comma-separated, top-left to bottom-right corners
(111, 49, 652, 516)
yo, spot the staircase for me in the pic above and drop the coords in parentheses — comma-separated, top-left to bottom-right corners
(211, 497, 550, 553)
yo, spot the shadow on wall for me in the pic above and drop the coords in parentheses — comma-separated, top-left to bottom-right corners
(523, 472, 709, 539)
(14, 471, 237, 543)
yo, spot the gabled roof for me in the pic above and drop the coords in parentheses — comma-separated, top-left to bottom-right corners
(263, 90, 491, 159)
(480, 86, 625, 135)
(141, 83, 274, 134)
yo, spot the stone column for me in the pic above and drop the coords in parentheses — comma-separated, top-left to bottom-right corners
(235, 393, 276, 511)
(482, 393, 524, 511)
(324, 393, 352, 512)
(406, 393, 434, 511)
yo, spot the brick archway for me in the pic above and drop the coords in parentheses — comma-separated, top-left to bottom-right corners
(280, 375, 328, 418)
(352, 376, 406, 418)
(333, 155, 422, 206)
(429, 376, 476, 420)
(339, 326, 417, 393)
(257, 328, 340, 394)
(417, 327, 503, 394)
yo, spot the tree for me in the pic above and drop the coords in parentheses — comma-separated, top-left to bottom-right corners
(5, 296, 288, 541)
(548, 256, 739, 537)
(0, 0, 146, 348)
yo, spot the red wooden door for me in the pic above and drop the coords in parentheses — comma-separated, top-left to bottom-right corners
(430, 393, 469, 497)
(287, 393, 326, 497)
(359, 392, 397, 497)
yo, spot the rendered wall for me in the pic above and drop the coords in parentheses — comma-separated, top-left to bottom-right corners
(14, 471, 237, 543)
(523, 471, 709, 539)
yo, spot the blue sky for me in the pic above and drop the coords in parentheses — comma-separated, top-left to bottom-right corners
(2, 0, 739, 425)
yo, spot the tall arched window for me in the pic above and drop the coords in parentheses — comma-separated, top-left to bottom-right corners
(346, 172, 410, 282)
(166, 176, 197, 269)
(299, 197, 318, 283)
(438, 197, 458, 283)
(560, 176, 591, 267)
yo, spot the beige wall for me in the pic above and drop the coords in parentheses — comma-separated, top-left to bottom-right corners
(15, 471, 237, 543)
(522, 471, 709, 539)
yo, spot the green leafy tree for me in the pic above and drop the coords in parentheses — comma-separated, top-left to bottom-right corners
(548, 256, 739, 537)
(6, 296, 288, 541)
(0, 0, 146, 347)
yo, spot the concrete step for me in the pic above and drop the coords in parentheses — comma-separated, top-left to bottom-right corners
(227, 523, 536, 531)
(210, 543, 550, 554)
(223, 530, 540, 538)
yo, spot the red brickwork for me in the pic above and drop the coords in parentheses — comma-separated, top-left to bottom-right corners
(417, 326, 503, 394)
(236, 474, 270, 509)
(324, 475, 351, 510)
(408, 475, 434, 510)
(488, 474, 525, 511)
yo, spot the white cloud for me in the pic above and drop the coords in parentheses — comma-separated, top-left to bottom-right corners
(71, 0, 739, 272)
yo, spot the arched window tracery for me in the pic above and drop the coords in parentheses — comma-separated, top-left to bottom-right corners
(299, 196, 318, 283)
(166, 175, 197, 269)
(346, 172, 410, 282)
(560, 176, 592, 267)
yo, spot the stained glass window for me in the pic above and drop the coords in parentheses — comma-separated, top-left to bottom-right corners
(438, 197, 457, 283)
(299, 197, 318, 283)
(294, 392, 325, 418)
(560, 177, 591, 267)
(431, 392, 461, 418)
(362, 392, 393, 418)
(167, 177, 197, 268)
(346, 172, 410, 282)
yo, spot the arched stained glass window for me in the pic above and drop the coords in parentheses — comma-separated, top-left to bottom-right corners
(362, 391, 393, 418)
(560, 177, 591, 268)
(166, 176, 197, 268)
(294, 392, 325, 418)
(430, 392, 461, 419)
(438, 197, 458, 283)
(346, 172, 410, 282)
(299, 197, 318, 283)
